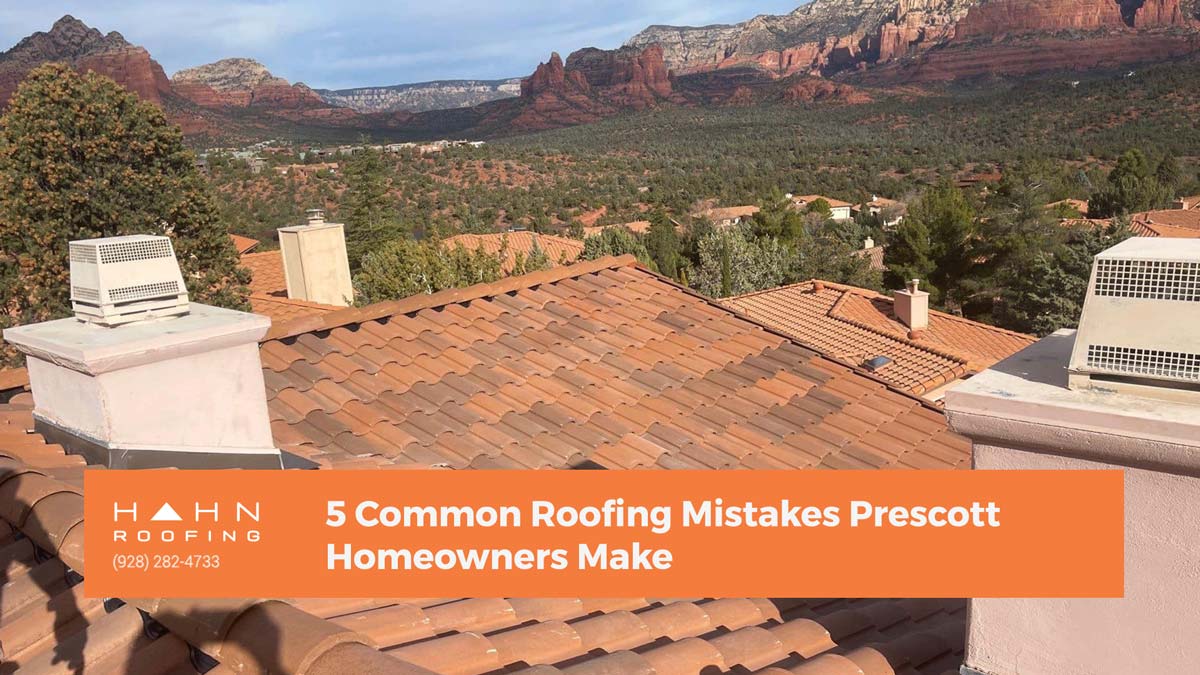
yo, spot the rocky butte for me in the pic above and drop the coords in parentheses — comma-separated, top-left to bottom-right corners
(0, 15, 171, 106)
(626, 0, 1200, 81)
(171, 58, 326, 109)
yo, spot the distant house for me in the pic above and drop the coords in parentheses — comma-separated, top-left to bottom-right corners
(1129, 209, 1200, 238)
(855, 195, 906, 228)
(194, 157, 210, 176)
(275, 162, 339, 178)
(694, 205, 761, 228)
(1045, 199, 1090, 217)
(442, 231, 585, 274)
(581, 220, 654, 239)
(246, 157, 267, 175)
(1171, 195, 1200, 210)
(852, 237, 887, 272)
(789, 194, 853, 222)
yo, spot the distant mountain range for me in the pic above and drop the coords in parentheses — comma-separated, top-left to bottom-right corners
(315, 79, 522, 113)
(3, 3, 1200, 143)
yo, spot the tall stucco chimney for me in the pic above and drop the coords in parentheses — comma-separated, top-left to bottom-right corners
(2, 235, 282, 469)
(894, 279, 929, 337)
(944, 238, 1200, 674)
(278, 208, 354, 307)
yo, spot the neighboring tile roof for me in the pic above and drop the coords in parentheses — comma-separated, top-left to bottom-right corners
(249, 293, 341, 323)
(230, 233, 261, 254)
(582, 220, 653, 238)
(240, 249, 343, 322)
(443, 232, 585, 274)
(1130, 209, 1200, 237)
(724, 281, 1035, 396)
(854, 245, 887, 272)
(696, 206, 761, 223)
(0, 367, 28, 400)
(1045, 199, 1089, 216)
(793, 195, 853, 209)
(262, 257, 970, 470)
(242, 249, 289, 295)
(0, 257, 972, 674)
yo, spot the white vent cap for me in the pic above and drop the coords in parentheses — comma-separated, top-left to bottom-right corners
(1069, 238, 1200, 395)
(69, 234, 189, 326)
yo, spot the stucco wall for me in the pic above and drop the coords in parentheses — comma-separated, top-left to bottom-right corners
(968, 444, 1200, 675)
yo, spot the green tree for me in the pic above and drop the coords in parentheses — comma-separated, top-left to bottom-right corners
(750, 190, 806, 244)
(510, 234, 552, 275)
(994, 220, 1132, 335)
(644, 211, 684, 280)
(580, 227, 654, 268)
(353, 238, 502, 304)
(0, 63, 248, 364)
(692, 225, 787, 298)
(884, 181, 976, 306)
(1089, 149, 1174, 217)
(342, 147, 399, 270)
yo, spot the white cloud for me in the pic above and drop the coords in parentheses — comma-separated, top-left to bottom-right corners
(0, 1, 801, 89)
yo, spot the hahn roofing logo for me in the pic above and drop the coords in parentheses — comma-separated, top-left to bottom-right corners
(111, 500, 262, 543)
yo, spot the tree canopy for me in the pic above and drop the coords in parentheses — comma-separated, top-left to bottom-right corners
(0, 63, 247, 364)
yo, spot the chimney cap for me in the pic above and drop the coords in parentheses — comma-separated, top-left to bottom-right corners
(305, 208, 326, 224)
(907, 279, 921, 293)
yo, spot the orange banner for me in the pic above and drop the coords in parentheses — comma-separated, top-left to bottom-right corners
(83, 469, 1123, 599)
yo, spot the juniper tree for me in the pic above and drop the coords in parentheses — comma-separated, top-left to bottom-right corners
(0, 63, 247, 365)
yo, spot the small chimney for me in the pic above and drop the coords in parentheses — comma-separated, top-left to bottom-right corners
(894, 279, 929, 336)
(278, 209, 353, 307)
(944, 239, 1200, 673)
(3, 236, 282, 469)
(863, 237, 875, 250)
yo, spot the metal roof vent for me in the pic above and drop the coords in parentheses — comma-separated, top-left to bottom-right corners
(864, 355, 893, 372)
(1068, 238, 1200, 397)
(69, 235, 189, 326)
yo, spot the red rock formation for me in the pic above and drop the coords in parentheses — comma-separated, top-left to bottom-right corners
(509, 46, 681, 130)
(0, 16, 172, 106)
(956, 0, 1126, 37)
(866, 31, 1200, 81)
(781, 78, 873, 104)
(75, 46, 172, 105)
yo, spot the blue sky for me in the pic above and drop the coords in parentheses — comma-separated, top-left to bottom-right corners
(0, 2, 800, 90)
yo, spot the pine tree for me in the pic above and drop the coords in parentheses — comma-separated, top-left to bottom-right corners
(883, 180, 976, 307)
(0, 63, 248, 365)
(341, 147, 399, 270)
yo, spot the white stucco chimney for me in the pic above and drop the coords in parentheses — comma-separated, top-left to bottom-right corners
(2, 236, 282, 469)
(863, 237, 875, 250)
(278, 209, 354, 307)
(894, 279, 929, 337)
(944, 238, 1200, 675)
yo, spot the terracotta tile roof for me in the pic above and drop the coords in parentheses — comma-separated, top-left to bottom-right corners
(1130, 209, 1200, 237)
(695, 206, 761, 223)
(230, 233, 261, 254)
(240, 249, 343, 322)
(724, 281, 1035, 396)
(443, 232, 584, 275)
(793, 195, 853, 209)
(1045, 199, 1089, 216)
(242, 249, 289, 295)
(261, 257, 970, 470)
(854, 245, 887, 272)
(296, 596, 967, 675)
(0, 257, 972, 674)
(250, 293, 341, 323)
(582, 220, 653, 238)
